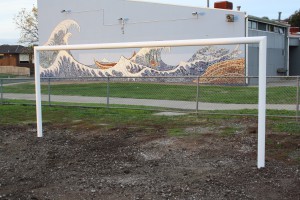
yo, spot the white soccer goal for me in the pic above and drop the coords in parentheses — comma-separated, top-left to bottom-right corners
(34, 37, 267, 168)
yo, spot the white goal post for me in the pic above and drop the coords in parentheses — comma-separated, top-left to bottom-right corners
(34, 36, 267, 168)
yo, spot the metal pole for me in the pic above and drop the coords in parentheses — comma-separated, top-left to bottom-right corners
(196, 76, 200, 114)
(296, 76, 300, 122)
(107, 76, 110, 109)
(35, 37, 268, 51)
(0, 79, 3, 105)
(257, 37, 267, 169)
(34, 49, 43, 137)
(33, 37, 268, 151)
(48, 78, 51, 106)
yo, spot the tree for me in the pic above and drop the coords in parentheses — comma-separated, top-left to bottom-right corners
(287, 9, 300, 27)
(14, 6, 38, 45)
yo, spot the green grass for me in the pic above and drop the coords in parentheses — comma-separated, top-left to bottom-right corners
(0, 104, 199, 129)
(0, 105, 233, 138)
(1, 99, 298, 118)
(168, 128, 188, 137)
(2, 82, 298, 104)
(1, 99, 183, 112)
(273, 122, 300, 134)
(0, 74, 17, 78)
(0, 104, 299, 135)
(0, 105, 234, 139)
(207, 109, 298, 117)
(3, 82, 198, 101)
(220, 127, 238, 137)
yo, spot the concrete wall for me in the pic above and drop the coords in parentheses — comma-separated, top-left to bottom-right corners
(0, 66, 30, 76)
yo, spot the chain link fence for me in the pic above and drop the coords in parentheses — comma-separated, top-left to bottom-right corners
(1, 76, 299, 119)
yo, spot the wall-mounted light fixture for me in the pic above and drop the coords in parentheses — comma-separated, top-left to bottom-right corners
(61, 9, 71, 14)
(192, 12, 205, 18)
(118, 18, 129, 22)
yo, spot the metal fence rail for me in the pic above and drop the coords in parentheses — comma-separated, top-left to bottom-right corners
(1, 76, 299, 119)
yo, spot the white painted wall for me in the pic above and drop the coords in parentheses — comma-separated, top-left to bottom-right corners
(38, 0, 246, 64)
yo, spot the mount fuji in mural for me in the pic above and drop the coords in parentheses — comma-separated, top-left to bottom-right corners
(40, 20, 245, 83)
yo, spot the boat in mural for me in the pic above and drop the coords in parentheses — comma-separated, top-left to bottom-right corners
(94, 52, 137, 69)
(94, 60, 118, 70)
(39, 20, 245, 84)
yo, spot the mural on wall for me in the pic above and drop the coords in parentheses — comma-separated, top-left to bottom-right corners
(40, 20, 245, 84)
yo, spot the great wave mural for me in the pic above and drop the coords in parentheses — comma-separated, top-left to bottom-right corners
(40, 20, 245, 84)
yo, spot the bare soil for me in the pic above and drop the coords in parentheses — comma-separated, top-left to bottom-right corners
(0, 120, 299, 200)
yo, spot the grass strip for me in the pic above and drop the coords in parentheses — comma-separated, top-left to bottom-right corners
(2, 82, 297, 104)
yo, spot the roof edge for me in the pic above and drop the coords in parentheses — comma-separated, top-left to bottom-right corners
(248, 15, 290, 28)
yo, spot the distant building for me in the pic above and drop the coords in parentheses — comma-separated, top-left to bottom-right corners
(247, 15, 290, 78)
(0, 45, 34, 75)
(37, 0, 299, 81)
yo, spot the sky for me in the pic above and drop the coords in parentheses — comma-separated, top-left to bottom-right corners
(0, 0, 298, 45)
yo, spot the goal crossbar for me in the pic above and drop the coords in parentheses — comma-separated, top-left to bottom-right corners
(34, 36, 267, 168)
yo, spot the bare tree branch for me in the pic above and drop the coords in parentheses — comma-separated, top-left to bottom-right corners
(13, 6, 38, 45)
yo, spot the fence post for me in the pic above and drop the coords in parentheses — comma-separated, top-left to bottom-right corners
(0, 79, 3, 105)
(196, 76, 200, 114)
(48, 78, 51, 106)
(297, 76, 300, 122)
(107, 76, 110, 109)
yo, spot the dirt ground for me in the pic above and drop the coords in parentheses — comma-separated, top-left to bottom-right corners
(0, 119, 299, 200)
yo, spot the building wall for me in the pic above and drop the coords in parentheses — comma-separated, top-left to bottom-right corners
(248, 28, 288, 77)
(38, 0, 246, 82)
(38, 0, 246, 45)
(0, 54, 18, 66)
(0, 53, 34, 75)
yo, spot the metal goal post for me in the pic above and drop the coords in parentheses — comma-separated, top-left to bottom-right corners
(34, 37, 267, 168)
